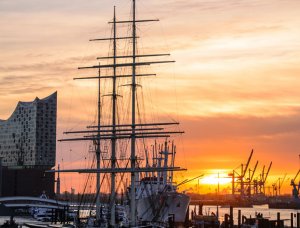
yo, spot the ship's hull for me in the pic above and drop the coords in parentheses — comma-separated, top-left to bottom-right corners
(136, 192, 190, 223)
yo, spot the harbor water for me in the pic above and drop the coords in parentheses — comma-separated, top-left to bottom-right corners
(190, 205, 300, 226)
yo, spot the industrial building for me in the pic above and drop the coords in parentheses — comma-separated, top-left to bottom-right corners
(0, 92, 57, 197)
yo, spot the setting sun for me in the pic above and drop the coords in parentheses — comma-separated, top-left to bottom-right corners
(200, 172, 232, 185)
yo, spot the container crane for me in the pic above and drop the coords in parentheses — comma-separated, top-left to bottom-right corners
(256, 162, 272, 194)
(272, 181, 278, 196)
(291, 169, 300, 199)
(230, 150, 254, 196)
(250, 161, 259, 183)
(278, 173, 287, 195)
(240, 150, 254, 196)
(262, 162, 272, 194)
(271, 174, 286, 197)
(246, 160, 258, 196)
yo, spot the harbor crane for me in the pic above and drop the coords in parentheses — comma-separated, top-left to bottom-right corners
(278, 173, 287, 195)
(291, 169, 300, 199)
(254, 162, 272, 195)
(246, 160, 258, 196)
(262, 162, 272, 194)
(229, 150, 273, 198)
(230, 150, 254, 196)
(272, 174, 287, 196)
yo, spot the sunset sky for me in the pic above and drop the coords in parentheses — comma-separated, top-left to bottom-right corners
(1, 0, 300, 195)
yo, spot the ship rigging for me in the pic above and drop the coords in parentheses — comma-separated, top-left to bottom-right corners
(50, 0, 188, 226)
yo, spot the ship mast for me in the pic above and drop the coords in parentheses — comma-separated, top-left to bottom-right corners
(96, 62, 101, 221)
(110, 6, 117, 226)
(130, 0, 137, 225)
(55, 1, 186, 226)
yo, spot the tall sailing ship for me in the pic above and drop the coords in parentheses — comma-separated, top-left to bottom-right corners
(55, 0, 190, 226)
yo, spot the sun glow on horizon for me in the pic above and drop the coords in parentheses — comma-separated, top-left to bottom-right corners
(200, 171, 232, 185)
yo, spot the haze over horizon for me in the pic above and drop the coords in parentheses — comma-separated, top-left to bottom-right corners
(1, 0, 300, 194)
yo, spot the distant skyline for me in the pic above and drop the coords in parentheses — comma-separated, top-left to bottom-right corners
(1, 0, 300, 194)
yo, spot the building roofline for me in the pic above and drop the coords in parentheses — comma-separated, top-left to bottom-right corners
(0, 91, 57, 122)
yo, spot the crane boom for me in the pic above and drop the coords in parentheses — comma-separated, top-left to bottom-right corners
(281, 173, 287, 186)
(261, 165, 265, 181)
(293, 169, 300, 182)
(250, 161, 259, 182)
(264, 162, 272, 183)
(243, 149, 254, 177)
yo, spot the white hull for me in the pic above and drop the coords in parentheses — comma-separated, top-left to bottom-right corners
(136, 192, 190, 223)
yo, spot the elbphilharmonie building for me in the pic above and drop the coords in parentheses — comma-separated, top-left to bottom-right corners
(0, 92, 57, 197)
